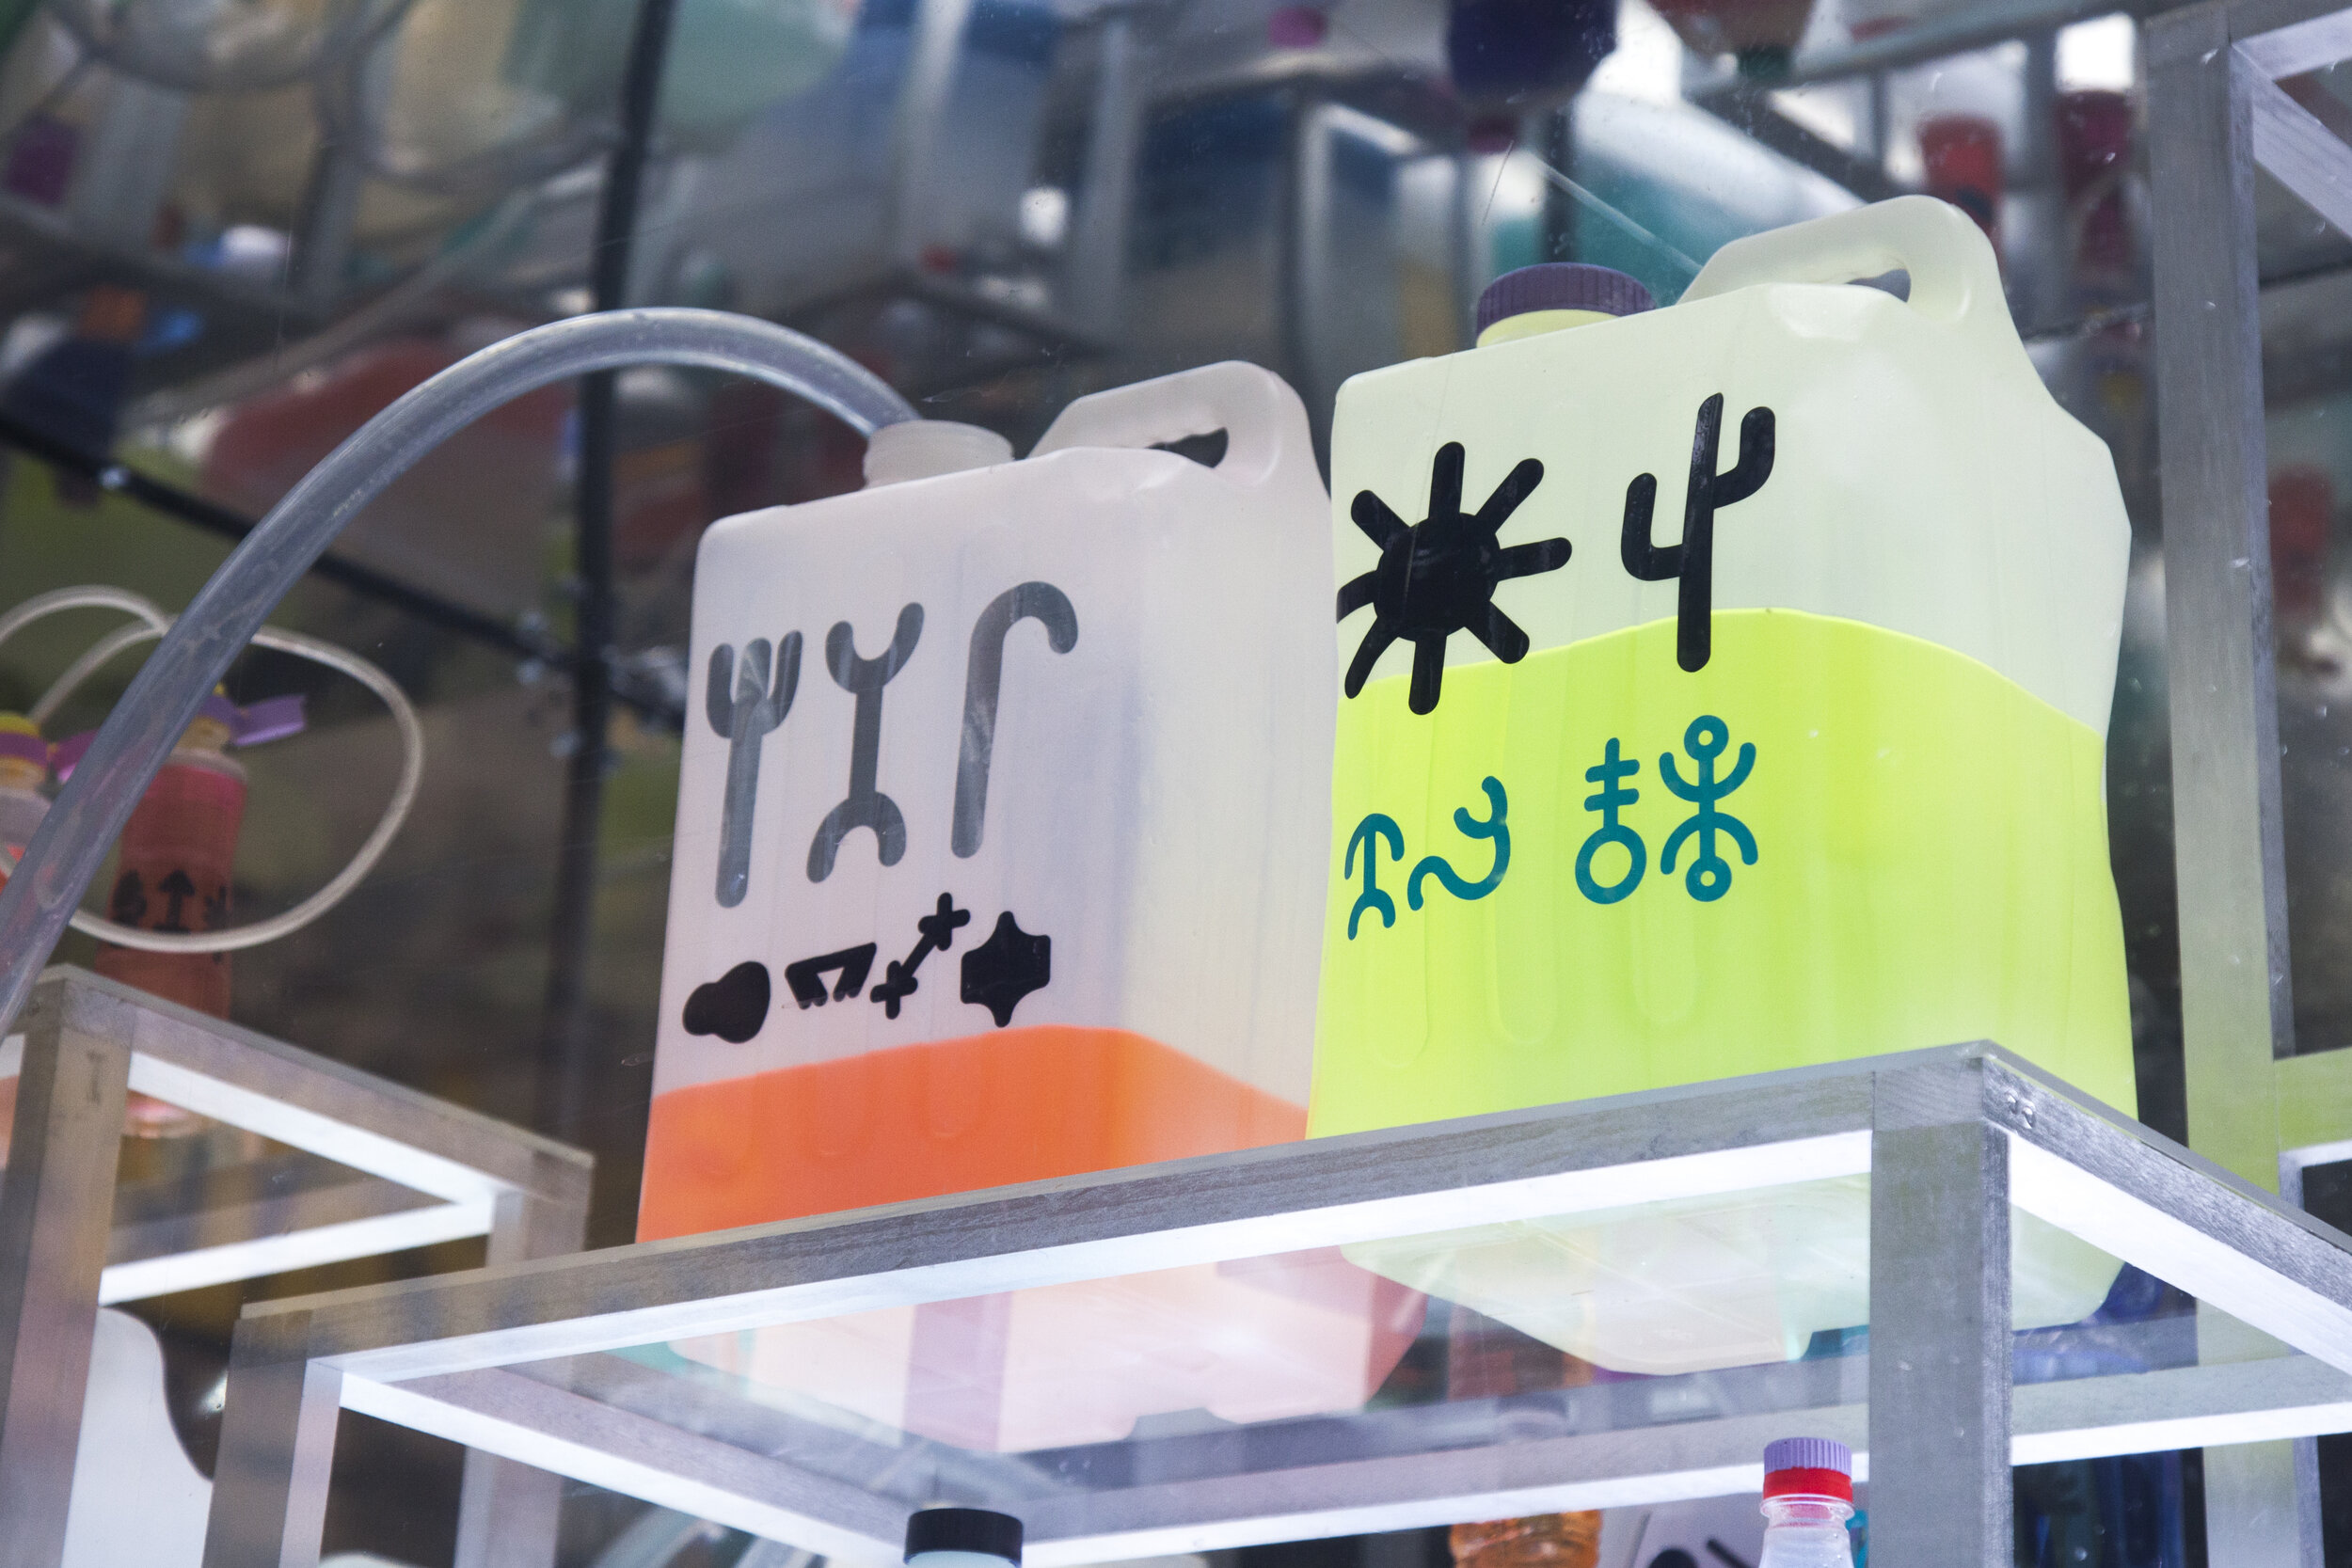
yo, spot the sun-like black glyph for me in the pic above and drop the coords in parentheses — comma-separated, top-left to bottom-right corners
(1339, 441, 1569, 715)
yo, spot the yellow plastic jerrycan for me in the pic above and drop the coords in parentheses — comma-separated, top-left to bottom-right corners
(1314, 197, 2136, 1372)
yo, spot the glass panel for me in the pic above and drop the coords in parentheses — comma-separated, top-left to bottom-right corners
(465, 1182, 2245, 1544)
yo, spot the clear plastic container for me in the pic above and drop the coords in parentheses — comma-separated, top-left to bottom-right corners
(1759, 1497, 1856, 1568)
(652, 362, 1424, 1449)
(1756, 1437, 1857, 1568)
(1317, 198, 2135, 1371)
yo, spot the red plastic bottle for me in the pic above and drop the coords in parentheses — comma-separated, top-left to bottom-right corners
(93, 698, 247, 1021)
(1920, 114, 2005, 255)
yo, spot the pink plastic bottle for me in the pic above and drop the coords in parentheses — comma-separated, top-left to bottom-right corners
(92, 698, 247, 1021)
(1758, 1437, 1857, 1568)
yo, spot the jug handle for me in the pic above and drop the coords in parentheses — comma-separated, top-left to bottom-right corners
(1029, 360, 1316, 491)
(1680, 196, 2031, 375)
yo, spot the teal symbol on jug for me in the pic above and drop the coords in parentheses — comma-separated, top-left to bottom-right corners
(1661, 715, 1756, 901)
(1576, 738, 1645, 905)
(1345, 814, 1406, 938)
(1407, 777, 1510, 910)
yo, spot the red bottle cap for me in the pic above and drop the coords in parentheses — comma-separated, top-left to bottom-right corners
(1763, 1435, 1853, 1502)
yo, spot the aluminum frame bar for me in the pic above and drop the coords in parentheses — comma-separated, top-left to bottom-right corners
(0, 970, 591, 1568)
(317, 1351, 2352, 1564)
(0, 975, 131, 1568)
(2150, 1, 2352, 1560)
(1869, 1071, 2011, 1567)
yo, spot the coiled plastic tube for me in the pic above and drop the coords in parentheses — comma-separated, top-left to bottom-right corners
(0, 307, 915, 1030)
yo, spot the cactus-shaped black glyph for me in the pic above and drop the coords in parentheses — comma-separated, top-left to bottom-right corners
(707, 634, 803, 908)
(1621, 393, 1775, 673)
(954, 582, 1077, 859)
(809, 603, 924, 882)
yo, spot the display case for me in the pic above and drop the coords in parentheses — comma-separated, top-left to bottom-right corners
(0, 965, 592, 1568)
(204, 1043, 2352, 1568)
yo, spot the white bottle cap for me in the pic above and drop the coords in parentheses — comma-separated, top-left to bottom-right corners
(864, 420, 1014, 487)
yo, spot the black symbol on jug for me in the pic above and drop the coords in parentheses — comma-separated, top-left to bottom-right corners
(870, 893, 972, 1019)
(707, 634, 802, 908)
(154, 868, 197, 932)
(962, 911, 1051, 1027)
(108, 870, 145, 925)
(1621, 393, 1775, 673)
(954, 582, 1077, 858)
(783, 943, 878, 1008)
(683, 960, 771, 1043)
(1340, 442, 1568, 715)
(809, 603, 923, 882)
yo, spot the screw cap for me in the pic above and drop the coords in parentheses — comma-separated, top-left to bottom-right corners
(1762, 1435, 1853, 1502)
(906, 1508, 1024, 1566)
(1475, 263, 1653, 338)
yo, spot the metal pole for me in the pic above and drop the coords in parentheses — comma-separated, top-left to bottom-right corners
(2148, 8, 2310, 1561)
(1868, 1063, 2011, 1568)
(537, 0, 683, 1149)
(0, 978, 132, 1568)
(453, 1190, 592, 1568)
(199, 1307, 344, 1568)
(1540, 104, 1574, 262)
(2148, 0, 2293, 1190)
(1068, 6, 1142, 338)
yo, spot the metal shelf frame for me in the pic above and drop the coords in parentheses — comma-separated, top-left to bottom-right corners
(199, 1042, 2352, 1568)
(2151, 0, 2352, 1560)
(0, 966, 592, 1568)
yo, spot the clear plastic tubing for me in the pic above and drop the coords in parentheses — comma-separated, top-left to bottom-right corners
(0, 307, 916, 1032)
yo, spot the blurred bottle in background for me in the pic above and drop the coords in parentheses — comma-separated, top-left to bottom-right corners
(93, 696, 249, 1023)
(1647, 0, 1817, 79)
(1920, 113, 2003, 255)
(2058, 89, 2136, 308)
(1448, 1304, 1602, 1568)
(0, 713, 48, 872)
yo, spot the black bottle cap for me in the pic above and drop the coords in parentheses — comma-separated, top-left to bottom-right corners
(1475, 263, 1655, 338)
(905, 1508, 1024, 1565)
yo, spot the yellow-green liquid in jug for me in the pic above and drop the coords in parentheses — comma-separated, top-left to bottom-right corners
(1311, 608, 2135, 1138)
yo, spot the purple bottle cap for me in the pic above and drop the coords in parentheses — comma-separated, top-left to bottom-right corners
(1763, 1435, 1854, 1502)
(1764, 1435, 1851, 1475)
(0, 728, 45, 767)
(197, 691, 307, 747)
(229, 693, 307, 747)
(1475, 263, 1655, 339)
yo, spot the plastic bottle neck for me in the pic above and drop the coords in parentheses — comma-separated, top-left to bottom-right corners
(1763, 1497, 1852, 1528)
(1757, 1495, 1854, 1568)
(1474, 308, 1617, 347)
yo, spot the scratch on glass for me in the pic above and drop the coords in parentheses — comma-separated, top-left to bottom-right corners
(1523, 155, 1703, 283)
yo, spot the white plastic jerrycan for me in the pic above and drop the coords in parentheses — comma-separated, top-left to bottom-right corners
(648, 362, 1423, 1449)
(1314, 198, 2136, 1372)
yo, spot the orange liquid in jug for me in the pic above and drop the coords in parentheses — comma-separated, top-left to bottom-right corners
(643, 1027, 1423, 1454)
(639, 1023, 1305, 1238)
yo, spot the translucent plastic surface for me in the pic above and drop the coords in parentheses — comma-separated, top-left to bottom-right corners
(1756, 1497, 1855, 1568)
(646, 361, 1330, 1237)
(1314, 197, 2137, 1375)
(502, 1185, 2208, 1491)
(646, 362, 1363, 1451)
